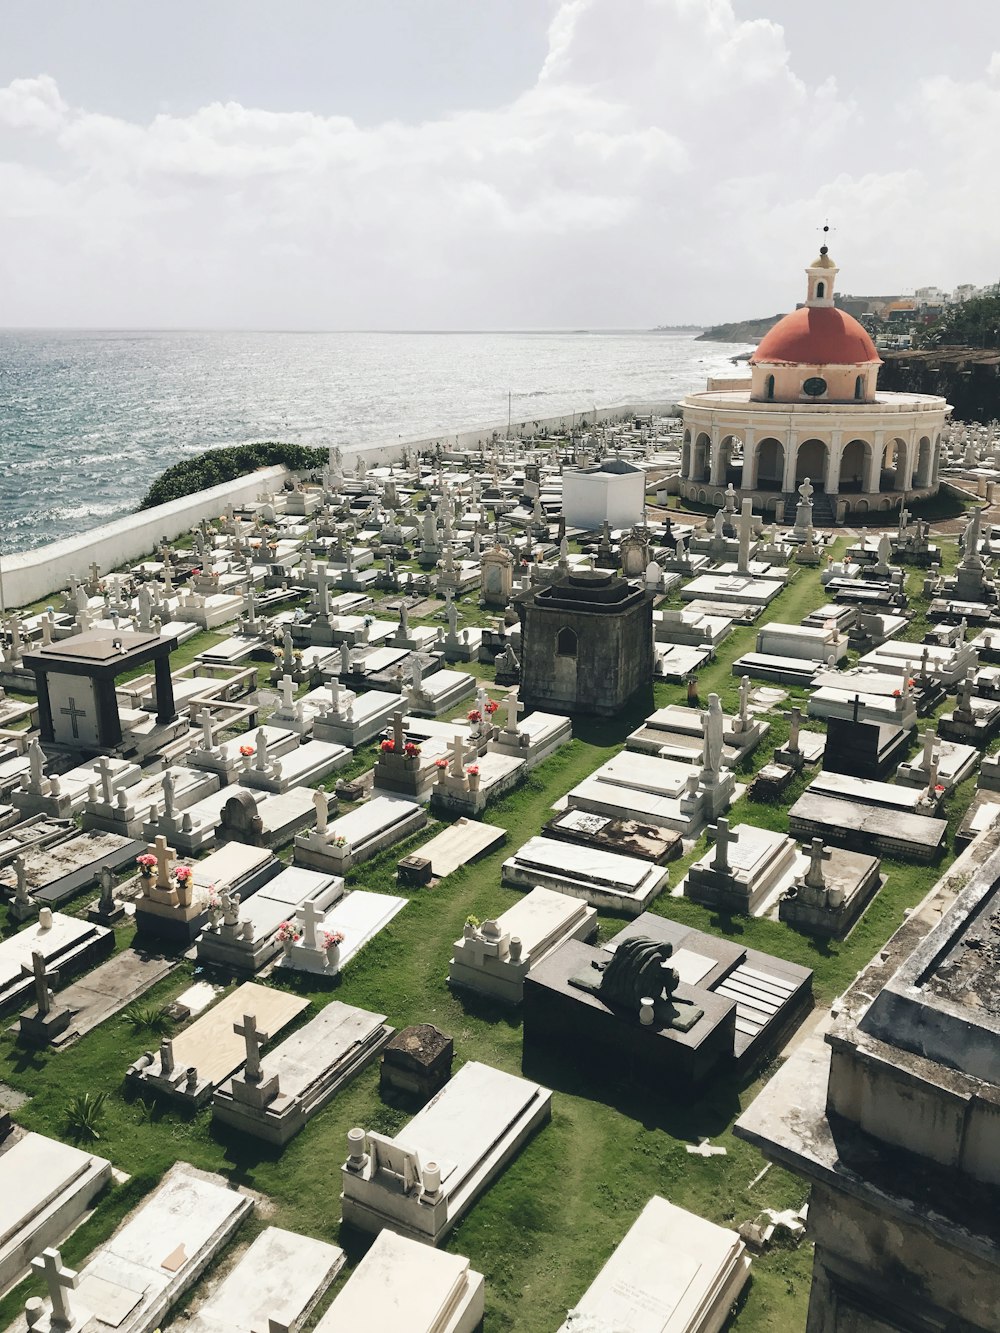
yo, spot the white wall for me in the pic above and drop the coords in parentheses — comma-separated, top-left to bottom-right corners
(3, 465, 290, 611)
(563, 469, 646, 529)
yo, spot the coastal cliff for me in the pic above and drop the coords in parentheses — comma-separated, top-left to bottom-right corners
(878, 347, 1000, 423)
(695, 314, 783, 343)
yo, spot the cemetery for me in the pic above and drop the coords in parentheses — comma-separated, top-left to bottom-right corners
(1, 406, 1000, 1332)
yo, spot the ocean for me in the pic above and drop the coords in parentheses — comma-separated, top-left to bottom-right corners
(0, 329, 746, 554)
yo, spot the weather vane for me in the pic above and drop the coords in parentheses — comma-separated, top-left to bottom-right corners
(819, 219, 835, 253)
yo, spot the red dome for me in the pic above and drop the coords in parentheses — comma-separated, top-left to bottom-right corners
(752, 305, 880, 366)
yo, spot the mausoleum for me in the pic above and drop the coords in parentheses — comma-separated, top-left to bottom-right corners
(678, 242, 950, 520)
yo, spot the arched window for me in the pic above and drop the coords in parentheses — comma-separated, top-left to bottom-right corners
(556, 626, 578, 657)
(765, 374, 775, 401)
(816, 281, 825, 299)
(855, 375, 863, 400)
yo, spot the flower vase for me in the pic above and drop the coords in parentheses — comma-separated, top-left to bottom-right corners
(467, 772, 481, 793)
(281, 938, 295, 959)
(325, 943, 341, 971)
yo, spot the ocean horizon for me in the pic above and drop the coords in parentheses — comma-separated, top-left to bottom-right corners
(0, 328, 746, 554)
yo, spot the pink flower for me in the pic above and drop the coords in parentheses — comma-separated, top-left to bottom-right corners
(239, 744, 255, 757)
(322, 929, 345, 949)
(136, 853, 156, 869)
(403, 741, 421, 757)
(465, 764, 480, 777)
(173, 865, 192, 884)
(434, 758, 448, 770)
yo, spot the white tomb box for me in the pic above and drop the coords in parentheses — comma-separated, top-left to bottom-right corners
(341, 1060, 552, 1245)
(313, 1230, 484, 1333)
(558, 1195, 750, 1333)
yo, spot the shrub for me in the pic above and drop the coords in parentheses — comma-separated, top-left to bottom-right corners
(122, 1003, 173, 1035)
(137, 442, 328, 510)
(65, 1091, 108, 1141)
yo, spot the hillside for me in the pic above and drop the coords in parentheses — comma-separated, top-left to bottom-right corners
(695, 313, 784, 343)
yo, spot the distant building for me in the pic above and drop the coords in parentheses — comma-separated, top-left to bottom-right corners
(678, 243, 951, 519)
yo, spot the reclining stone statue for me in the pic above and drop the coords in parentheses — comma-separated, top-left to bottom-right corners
(569, 935, 704, 1033)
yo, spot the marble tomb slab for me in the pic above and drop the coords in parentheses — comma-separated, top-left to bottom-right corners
(502, 834, 669, 916)
(0, 831, 145, 906)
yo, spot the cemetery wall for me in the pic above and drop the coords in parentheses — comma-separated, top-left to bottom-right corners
(5, 396, 680, 609)
(3, 465, 291, 609)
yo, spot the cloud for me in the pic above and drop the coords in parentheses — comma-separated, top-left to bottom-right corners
(0, 1, 996, 327)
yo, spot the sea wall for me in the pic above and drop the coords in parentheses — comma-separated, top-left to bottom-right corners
(4, 397, 681, 610)
(3, 465, 289, 611)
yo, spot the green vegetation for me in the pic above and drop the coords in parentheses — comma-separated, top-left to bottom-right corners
(137, 442, 327, 510)
(916, 290, 1000, 348)
(0, 533, 977, 1331)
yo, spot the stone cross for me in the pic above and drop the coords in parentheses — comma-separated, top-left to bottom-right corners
(22, 951, 55, 1017)
(328, 676, 342, 714)
(503, 690, 525, 736)
(153, 834, 176, 889)
(31, 1248, 79, 1329)
(921, 728, 936, 771)
(449, 731, 468, 778)
(235, 1013, 268, 1082)
(299, 898, 325, 952)
(314, 562, 334, 616)
(199, 708, 215, 750)
(279, 674, 296, 711)
(313, 788, 328, 835)
(59, 696, 87, 740)
(712, 818, 739, 874)
(804, 838, 833, 890)
(160, 1036, 175, 1075)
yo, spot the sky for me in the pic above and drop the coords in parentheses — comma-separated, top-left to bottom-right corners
(2, 0, 1000, 329)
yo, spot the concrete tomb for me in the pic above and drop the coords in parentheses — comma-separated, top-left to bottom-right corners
(502, 834, 670, 916)
(449, 886, 598, 1005)
(196, 865, 345, 972)
(295, 791, 427, 874)
(212, 1000, 392, 1146)
(126, 980, 308, 1107)
(557, 1195, 751, 1333)
(17, 1164, 251, 1333)
(340, 1059, 552, 1245)
(275, 889, 407, 976)
(313, 1230, 484, 1333)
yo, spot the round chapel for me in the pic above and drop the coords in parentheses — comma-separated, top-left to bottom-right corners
(678, 245, 951, 519)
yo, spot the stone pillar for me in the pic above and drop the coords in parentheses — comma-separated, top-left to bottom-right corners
(95, 679, 122, 749)
(709, 426, 724, 486)
(742, 429, 757, 490)
(863, 437, 882, 494)
(826, 431, 843, 495)
(154, 655, 177, 726)
(35, 673, 54, 745)
(782, 432, 799, 494)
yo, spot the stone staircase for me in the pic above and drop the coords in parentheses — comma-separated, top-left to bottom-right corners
(781, 491, 836, 527)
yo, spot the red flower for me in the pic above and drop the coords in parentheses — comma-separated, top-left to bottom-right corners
(485, 700, 499, 714)
(403, 741, 420, 757)
(934, 784, 945, 793)
(467, 709, 482, 723)
(892, 689, 901, 697)
(465, 764, 480, 776)
(380, 739, 395, 753)
(434, 757, 449, 769)
(239, 744, 255, 757)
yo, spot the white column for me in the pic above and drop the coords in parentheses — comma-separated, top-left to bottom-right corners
(782, 431, 799, 493)
(864, 434, 883, 494)
(709, 426, 724, 486)
(826, 430, 842, 494)
(742, 428, 757, 490)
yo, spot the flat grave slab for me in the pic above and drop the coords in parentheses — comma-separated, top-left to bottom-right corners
(126, 980, 309, 1106)
(197, 866, 344, 972)
(502, 834, 670, 916)
(0, 831, 145, 906)
(276, 889, 408, 976)
(544, 807, 682, 864)
(0, 817, 75, 870)
(39, 948, 177, 1049)
(789, 790, 946, 862)
(181, 1226, 343, 1333)
(411, 818, 506, 880)
(341, 1059, 551, 1245)
(17, 1164, 253, 1333)
(313, 1230, 484, 1333)
(295, 793, 427, 874)
(557, 1195, 750, 1333)
(0, 913, 113, 1016)
(0, 1131, 111, 1291)
(680, 573, 783, 608)
(213, 1000, 392, 1145)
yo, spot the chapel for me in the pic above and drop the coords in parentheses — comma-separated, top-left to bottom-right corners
(678, 240, 951, 520)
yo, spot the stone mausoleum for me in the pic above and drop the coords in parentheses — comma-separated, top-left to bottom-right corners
(678, 243, 951, 521)
(737, 835, 1000, 1332)
(519, 569, 653, 717)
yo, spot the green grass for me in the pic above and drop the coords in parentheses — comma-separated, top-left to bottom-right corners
(0, 534, 978, 1331)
